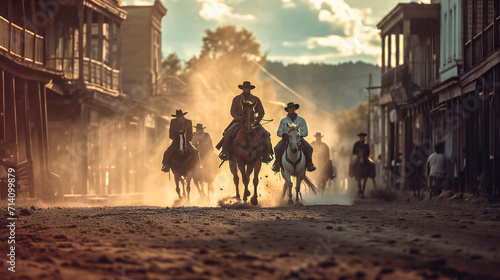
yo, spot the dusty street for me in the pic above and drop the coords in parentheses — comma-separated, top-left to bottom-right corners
(1, 198, 500, 280)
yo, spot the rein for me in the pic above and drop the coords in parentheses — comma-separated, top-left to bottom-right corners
(285, 148, 303, 175)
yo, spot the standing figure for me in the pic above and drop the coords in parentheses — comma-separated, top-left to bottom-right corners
(216, 81, 273, 164)
(272, 102, 316, 173)
(426, 142, 446, 198)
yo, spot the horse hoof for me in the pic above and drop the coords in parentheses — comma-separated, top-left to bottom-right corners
(250, 196, 258, 206)
(295, 201, 303, 206)
(245, 190, 251, 197)
(287, 199, 294, 205)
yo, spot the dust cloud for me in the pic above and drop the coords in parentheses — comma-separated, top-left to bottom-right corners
(41, 55, 356, 208)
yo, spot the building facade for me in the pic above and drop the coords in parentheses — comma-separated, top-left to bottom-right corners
(375, 0, 500, 195)
(0, 0, 63, 198)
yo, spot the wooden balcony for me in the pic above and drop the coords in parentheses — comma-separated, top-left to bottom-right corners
(0, 16, 44, 65)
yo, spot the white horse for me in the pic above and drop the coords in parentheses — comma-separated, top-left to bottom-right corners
(280, 123, 310, 205)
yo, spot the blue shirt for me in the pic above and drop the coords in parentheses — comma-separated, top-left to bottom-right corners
(277, 115, 309, 137)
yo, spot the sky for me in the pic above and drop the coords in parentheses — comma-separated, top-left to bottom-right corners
(122, 0, 426, 65)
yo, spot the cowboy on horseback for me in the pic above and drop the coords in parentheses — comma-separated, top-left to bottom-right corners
(349, 132, 372, 177)
(272, 102, 316, 173)
(216, 81, 273, 163)
(192, 123, 214, 161)
(311, 132, 335, 181)
(161, 109, 200, 173)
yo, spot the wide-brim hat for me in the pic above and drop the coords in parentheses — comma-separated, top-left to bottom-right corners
(284, 102, 300, 112)
(171, 109, 188, 117)
(314, 132, 324, 138)
(194, 123, 206, 130)
(0, 142, 13, 159)
(357, 132, 367, 137)
(238, 81, 255, 89)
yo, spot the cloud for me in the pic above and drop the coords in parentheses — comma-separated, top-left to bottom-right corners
(197, 0, 256, 23)
(282, 0, 297, 9)
(283, 0, 381, 64)
(121, 0, 155, 6)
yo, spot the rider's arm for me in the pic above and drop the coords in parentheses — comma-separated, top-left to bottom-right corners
(277, 118, 286, 137)
(255, 98, 265, 123)
(169, 120, 176, 140)
(300, 117, 309, 137)
(230, 97, 240, 120)
(186, 121, 193, 141)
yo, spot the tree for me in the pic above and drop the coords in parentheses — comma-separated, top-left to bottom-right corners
(183, 25, 276, 135)
(161, 53, 183, 75)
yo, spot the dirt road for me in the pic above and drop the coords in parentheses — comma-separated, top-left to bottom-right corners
(1, 198, 499, 280)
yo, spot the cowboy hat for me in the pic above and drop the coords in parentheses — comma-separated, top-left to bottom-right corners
(171, 109, 188, 117)
(238, 81, 255, 89)
(314, 132, 324, 138)
(284, 102, 300, 112)
(194, 123, 206, 130)
(357, 132, 367, 137)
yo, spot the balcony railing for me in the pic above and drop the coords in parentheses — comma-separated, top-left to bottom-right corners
(0, 16, 44, 65)
(80, 57, 120, 91)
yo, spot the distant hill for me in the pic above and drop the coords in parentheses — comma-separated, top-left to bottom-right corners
(259, 61, 381, 112)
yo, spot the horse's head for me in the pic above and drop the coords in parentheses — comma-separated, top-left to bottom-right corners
(286, 123, 301, 154)
(240, 100, 256, 133)
(178, 130, 187, 155)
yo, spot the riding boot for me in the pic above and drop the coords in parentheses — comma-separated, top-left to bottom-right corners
(305, 154, 316, 172)
(262, 139, 273, 164)
(215, 138, 223, 150)
(161, 164, 170, 173)
(272, 150, 283, 172)
(271, 159, 281, 172)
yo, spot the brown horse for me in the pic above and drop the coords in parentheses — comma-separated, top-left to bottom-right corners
(229, 100, 264, 205)
(352, 148, 377, 198)
(170, 130, 199, 200)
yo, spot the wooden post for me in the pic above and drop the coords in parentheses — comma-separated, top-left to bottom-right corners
(395, 31, 400, 67)
(403, 20, 410, 66)
(116, 24, 121, 91)
(381, 34, 385, 74)
(86, 7, 92, 82)
(98, 13, 103, 86)
(37, 81, 48, 198)
(78, 4, 84, 82)
(387, 33, 392, 69)
(23, 80, 34, 197)
(109, 22, 114, 89)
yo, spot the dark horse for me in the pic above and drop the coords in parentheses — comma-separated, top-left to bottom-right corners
(228, 100, 265, 205)
(352, 148, 377, 198)
(170, 130, 199, 200)
(192, 152, 220, 200)
(313, 159, 336, 195)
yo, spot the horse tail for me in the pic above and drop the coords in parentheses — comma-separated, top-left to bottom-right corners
(304, 176, 318, 195)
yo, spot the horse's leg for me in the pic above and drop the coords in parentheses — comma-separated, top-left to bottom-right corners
(357, 178, 362, 197)
(244, 163, 253, 199)
(186, 175, 192, 201)
(372, 177, 378, 190)
(229, 160, 240, 200)
(295, 177, 303, 203)
(287, 173, 293, 205)
(174, 174, 182, 199)
(250, 161, 261, 206)
(237, 162, 250, 202)
(361, 178, 367, 199)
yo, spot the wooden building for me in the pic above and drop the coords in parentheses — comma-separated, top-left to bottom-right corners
(376, 2, 441, 189)
(44, 0, 129, 197)
(0, 0, 63, 198)
(374, 0, 500, 195)
(460, 0, 499, 194)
